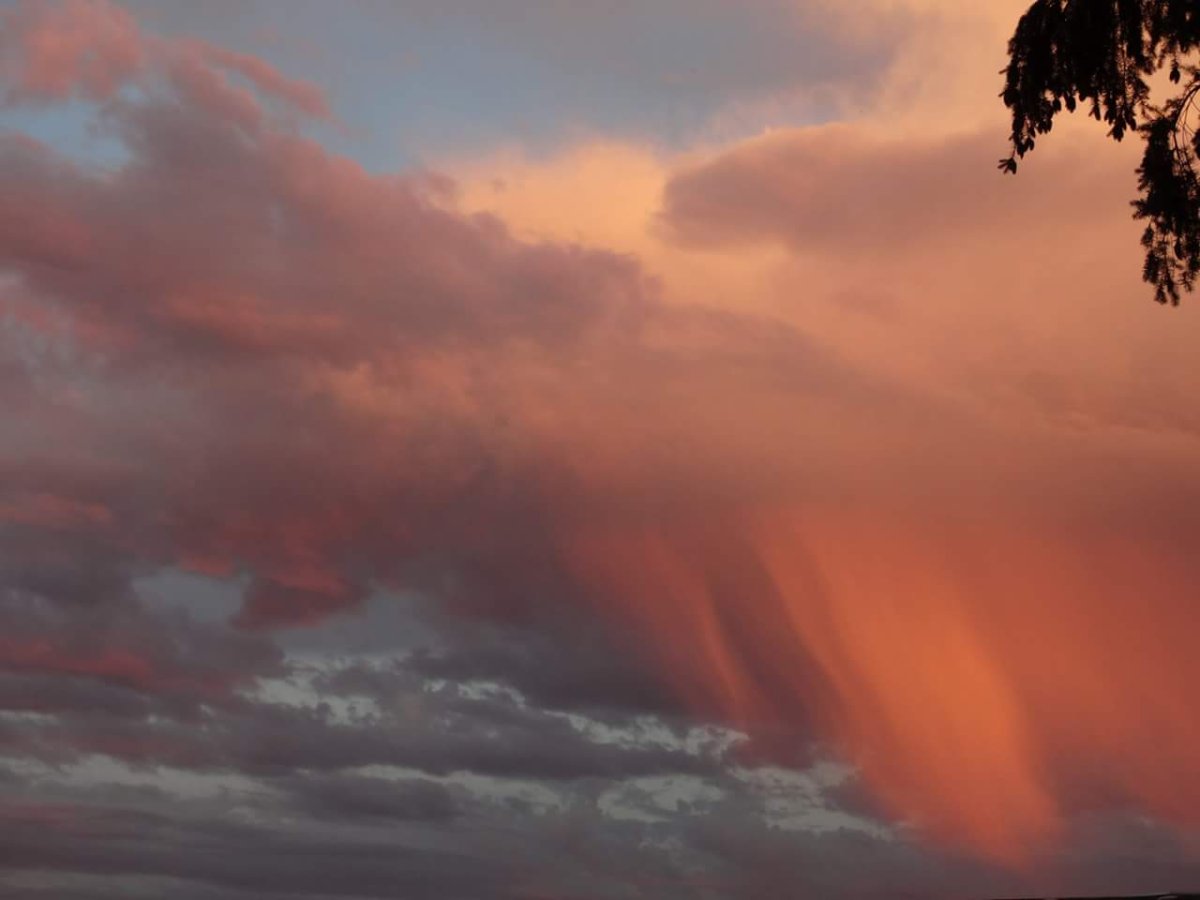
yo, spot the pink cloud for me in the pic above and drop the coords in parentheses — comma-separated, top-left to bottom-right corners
(0, 594, 282, 704)
(4, 0, 1200, 870)
(2, 0, 328, 123)
(659, 124, 1135, 253)
(195, 40, 329, 119)
(0, 492, 112, 529)
(1, 0, 143, 103)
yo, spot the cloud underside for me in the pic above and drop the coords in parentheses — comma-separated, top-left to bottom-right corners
(3, 1, 1200, 897)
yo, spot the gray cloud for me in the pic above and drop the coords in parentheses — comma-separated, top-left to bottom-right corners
(4, 4, 1200, 898)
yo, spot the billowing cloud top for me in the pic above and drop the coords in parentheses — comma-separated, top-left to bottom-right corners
(3, 2, 1200, 899)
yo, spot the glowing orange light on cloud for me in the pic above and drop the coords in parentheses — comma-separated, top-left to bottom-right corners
(564, 507, 1200, 865)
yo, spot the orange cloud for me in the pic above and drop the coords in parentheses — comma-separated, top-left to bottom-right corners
(443, 110, 1200, 864)
(5, 0, 1200, 873)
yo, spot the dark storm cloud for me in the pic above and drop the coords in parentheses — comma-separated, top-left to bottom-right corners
(4, 3, 1200, 898)
(1, 652, 728, 782)
(0, 754, 1012, 900)
(0, 591, 282, 705)
(277, 771, 460, 823)
(0, 800, 512, 899)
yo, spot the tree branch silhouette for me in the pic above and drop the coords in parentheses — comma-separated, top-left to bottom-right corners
(1000, 0, 1200, 304)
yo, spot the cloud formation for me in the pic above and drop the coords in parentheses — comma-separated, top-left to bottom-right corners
(3, 1, 1200, 897)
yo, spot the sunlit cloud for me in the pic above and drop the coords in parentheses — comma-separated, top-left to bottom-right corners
(3, 1, 1199, 897)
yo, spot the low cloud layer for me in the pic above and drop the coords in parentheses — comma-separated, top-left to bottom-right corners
(3, 1, 1200, 897)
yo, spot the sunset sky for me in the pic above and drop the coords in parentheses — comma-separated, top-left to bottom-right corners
(3, 1, 1200, 898)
